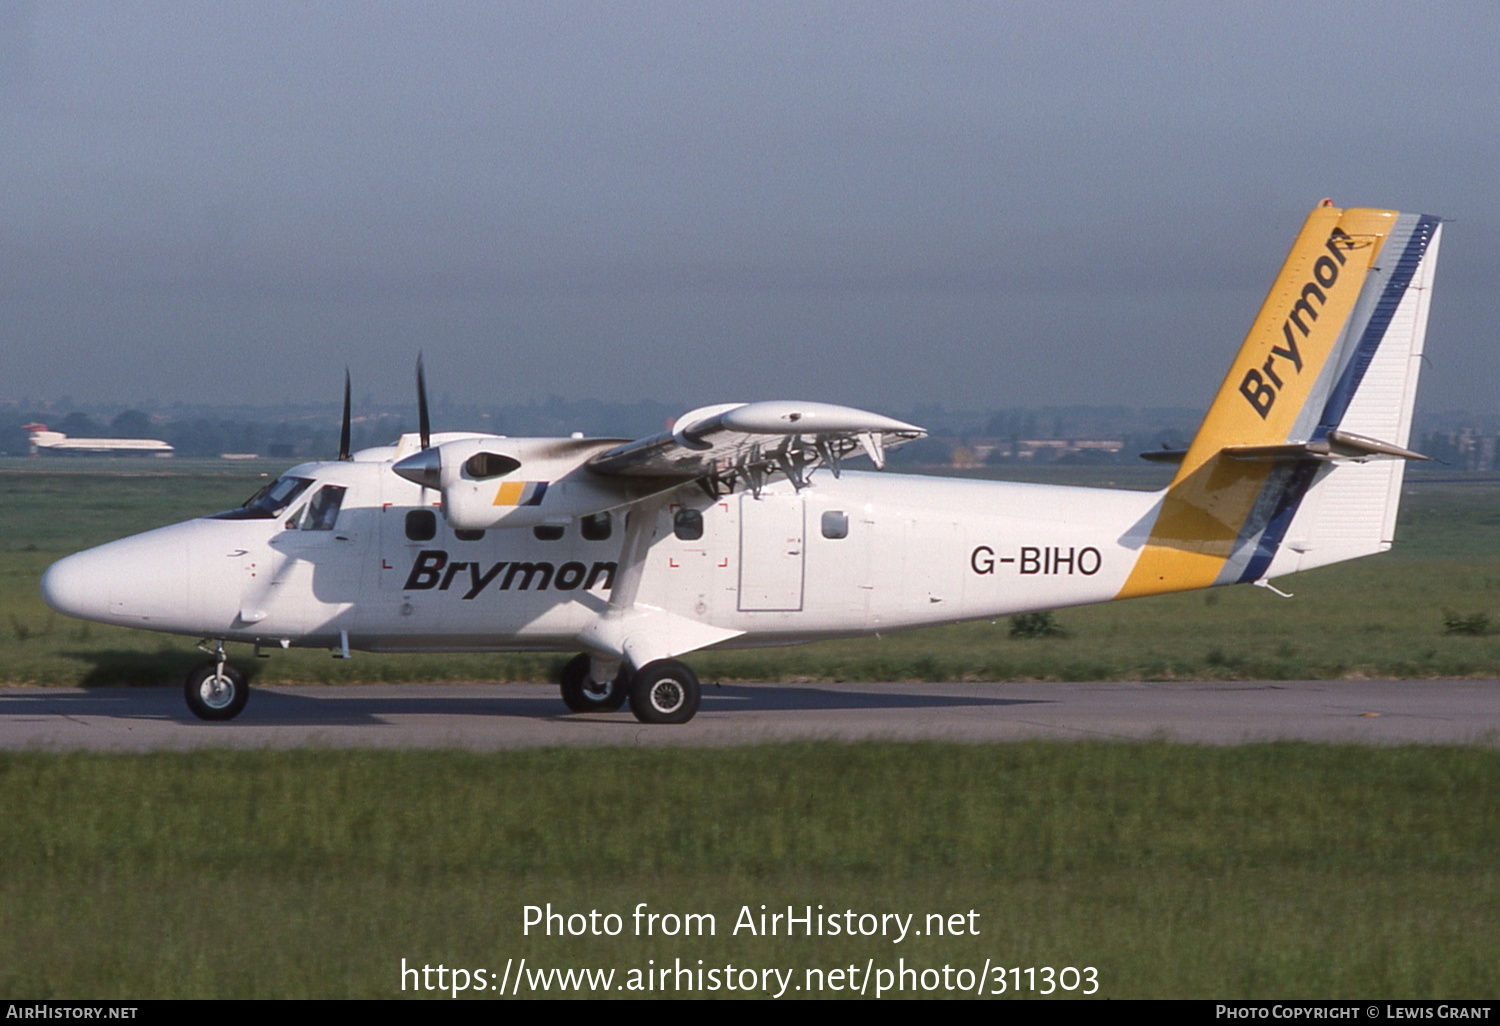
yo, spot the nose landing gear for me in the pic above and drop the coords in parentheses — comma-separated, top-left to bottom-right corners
(185, 640, 248, 721)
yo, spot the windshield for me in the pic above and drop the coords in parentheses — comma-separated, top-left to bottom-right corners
(208, 476, 315, 520)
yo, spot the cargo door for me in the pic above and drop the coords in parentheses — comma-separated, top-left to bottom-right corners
(737, 492, 805, 611)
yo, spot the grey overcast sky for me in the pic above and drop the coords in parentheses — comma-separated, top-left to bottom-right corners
(2, 1, 1497, 415)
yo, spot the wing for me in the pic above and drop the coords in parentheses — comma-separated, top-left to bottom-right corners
(586, 400, 926, 494)
(390, 401, 925, 531)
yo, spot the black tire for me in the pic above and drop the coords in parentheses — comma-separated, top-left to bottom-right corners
(184, 662, 249, 721)
(559, 653, 629, 713)
(627, 659, 701, 725)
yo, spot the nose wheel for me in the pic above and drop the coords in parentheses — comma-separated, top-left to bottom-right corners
(184, 655, 248, 721)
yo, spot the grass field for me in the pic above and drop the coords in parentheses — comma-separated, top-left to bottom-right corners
(0, 460, 1495, 686)
(2, 743, 1496, 998)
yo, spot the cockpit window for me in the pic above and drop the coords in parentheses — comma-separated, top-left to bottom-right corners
(209, 476, 314, 520)
(464, 452, 522, 479)
(293, 486, 346, 531)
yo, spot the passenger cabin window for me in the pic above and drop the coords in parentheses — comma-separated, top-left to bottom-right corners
(455, 529, 485, 542)
(405, 509, 437, 541)
(673, 508, 704, 541)
(294, 486, 347, 531)
(533, 525, 565, 541)
(464, 452, 521, 479)
(821, 510, 849, 540)
(581, 512, 612, 541)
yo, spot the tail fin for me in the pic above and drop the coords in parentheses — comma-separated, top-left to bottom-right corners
(1119, 202, 1442, 599)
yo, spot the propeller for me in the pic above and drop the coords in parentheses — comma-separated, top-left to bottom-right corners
(392, 353, 441, 489)
(337, 368, 352, 461)
(417, 352, 431, 451)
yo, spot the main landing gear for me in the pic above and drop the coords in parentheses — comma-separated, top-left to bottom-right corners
(558, 654, 701, 725)
(184, 641, 248, 721)
(559, 653, 630, 713)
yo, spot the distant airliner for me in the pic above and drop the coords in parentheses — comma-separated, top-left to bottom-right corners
(24, 424, 174, 457)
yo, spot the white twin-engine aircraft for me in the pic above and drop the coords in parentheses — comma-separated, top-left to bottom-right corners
(41, 202, 1442, 724)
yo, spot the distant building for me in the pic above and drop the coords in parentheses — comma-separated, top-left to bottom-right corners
(961, 437, 1125, 465)
(1421, 428, 1498, 473)
(1453, 430, 1497, 473)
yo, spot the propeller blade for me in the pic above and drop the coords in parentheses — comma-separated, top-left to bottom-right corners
(416, 353, 431, 451)
(338, 368, 352, 461)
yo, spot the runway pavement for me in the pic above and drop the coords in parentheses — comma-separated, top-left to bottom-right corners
(1, 679, 1496, 750)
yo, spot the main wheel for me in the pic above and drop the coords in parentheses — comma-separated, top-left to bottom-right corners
(184, 662, 249, 721)
(627, 659, 701, 725)
(559, 653, 629, 713)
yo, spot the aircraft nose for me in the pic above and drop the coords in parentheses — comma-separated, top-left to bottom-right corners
(41, 531, 191, 625)
(40, 550, 108, 621)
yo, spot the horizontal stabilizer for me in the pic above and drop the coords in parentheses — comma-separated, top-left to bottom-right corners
(1222, 429, 1428, 463)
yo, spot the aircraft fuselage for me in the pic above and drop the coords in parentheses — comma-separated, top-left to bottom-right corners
(41, 458, 1158, 655)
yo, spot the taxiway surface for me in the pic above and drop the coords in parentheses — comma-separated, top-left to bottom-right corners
(1, 679, 1496, 750)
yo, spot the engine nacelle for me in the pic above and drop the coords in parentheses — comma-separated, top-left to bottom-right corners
(394, 436, 646, 531)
